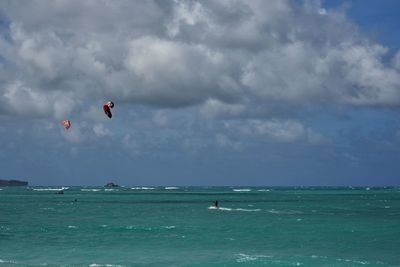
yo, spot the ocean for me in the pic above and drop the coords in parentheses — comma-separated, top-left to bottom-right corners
(0, 186, 399, 266)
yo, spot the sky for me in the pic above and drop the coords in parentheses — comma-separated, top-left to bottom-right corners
(1, 0, 400, 186)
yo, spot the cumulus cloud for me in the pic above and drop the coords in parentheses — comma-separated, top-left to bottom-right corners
(93, 123, 111, 137)
(201, 99, 246, 118)
(0, 0, 399, 148)
(221, 118, 329, 144)
(242, 119, 307, 143)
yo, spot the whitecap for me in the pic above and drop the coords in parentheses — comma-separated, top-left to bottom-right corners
(233, 189, 251, 192)
(336, 258, 370, 265)
(0, 259, 18, 264)
(267, 209, 304, 215)
(208, 206, 260, 212)
(162, 226, 176, 229)
(236, 253, 272, 263)
(67, 225, 78, 229)
(90, 264, 124, 267)
(235, 208, 261, 212)
(33, 187, 69, 191)
(131, 187, 155, 190)
(257, 189, 270, 192)
(104, 189, 118, 191)
(165, 187, 179, 190)
(81, 189, 101, 192)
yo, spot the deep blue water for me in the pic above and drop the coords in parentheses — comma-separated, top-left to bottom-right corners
(0, 186, 399, 266)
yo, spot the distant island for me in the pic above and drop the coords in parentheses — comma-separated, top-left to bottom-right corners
(0, 179, 28, 186)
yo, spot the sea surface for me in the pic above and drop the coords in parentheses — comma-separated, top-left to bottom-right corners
(0, 186, 399, 266)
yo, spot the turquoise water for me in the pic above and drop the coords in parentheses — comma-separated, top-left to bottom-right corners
(0, 186, 399, 266)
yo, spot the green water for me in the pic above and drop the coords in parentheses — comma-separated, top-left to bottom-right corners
(0, 186, 399, 266)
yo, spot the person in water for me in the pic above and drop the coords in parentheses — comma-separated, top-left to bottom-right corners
(214, 200, 219, 208)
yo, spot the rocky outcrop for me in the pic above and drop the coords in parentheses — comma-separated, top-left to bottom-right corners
(104, 182, 119, 187)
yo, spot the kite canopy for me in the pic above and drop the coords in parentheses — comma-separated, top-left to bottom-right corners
(103, 101, 114, 119)
(61, 119, 71, 130)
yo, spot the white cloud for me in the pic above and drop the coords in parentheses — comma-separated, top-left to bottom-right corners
(306, 128, 331, 145)
(1, 0, 399, 117)
(152, 110, 169, 127)
(0, 0, 399, 149)
(215, 133, 242, 150)
(392, 51, 400, 71)
(93, 123, 111, 137)
(61, 122, 85, 143)
(167, 0, 211, 37)
(3, 81, 51, 117)
(201, 99, 246, 118)
(122, 134, 140, 154)
(223, 119, 308, 143)
(249, 119, 307, 143)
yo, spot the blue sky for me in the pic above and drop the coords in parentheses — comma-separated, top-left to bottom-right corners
(0, 0, 400, 186)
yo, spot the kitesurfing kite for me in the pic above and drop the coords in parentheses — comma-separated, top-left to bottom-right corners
(103, 101, 114, 119)
(61, 119, 71, 130)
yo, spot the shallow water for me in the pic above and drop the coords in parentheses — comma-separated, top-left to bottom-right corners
(0, 186, 399, 266)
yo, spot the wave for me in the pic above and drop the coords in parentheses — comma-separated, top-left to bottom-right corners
(267, 209, 304, 215)
(40, 207, 55, 211)
(233, 189, 251, 192)
(208, 206, 260, 212)
(1, 259, 124, 267)
(32, 187, 69, 191)
(236, 253, 272, 263)
(165, 187, 179, 190)
(125, 225, 176, 231)
(81, 189, 102, 192)
(131, 187, 155, 190)
(0, 259, 18, 265)
(310, 255, 378, 265)
(104, 189, 119, 191)
(89, 264, 124, 267)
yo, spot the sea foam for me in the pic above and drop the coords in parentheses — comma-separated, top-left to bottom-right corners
(131, 187, 155, 190)
(165, 187, 179, 190)
(81, 189, 102, 192)
(233, 189, 252, 192)
(32, 187, 69, 191)
(208, 206, 260, 212)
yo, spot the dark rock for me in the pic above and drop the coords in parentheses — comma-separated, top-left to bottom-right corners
(104, 182, 119, 187)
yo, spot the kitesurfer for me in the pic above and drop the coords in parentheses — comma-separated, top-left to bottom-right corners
(214, 200, 219, 208)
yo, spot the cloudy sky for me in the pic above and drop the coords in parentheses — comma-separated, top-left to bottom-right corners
(1, 0, 399, 186)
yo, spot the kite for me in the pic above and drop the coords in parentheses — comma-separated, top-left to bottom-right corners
(61, 119, 71, 130)
(103, 101, 114, 119)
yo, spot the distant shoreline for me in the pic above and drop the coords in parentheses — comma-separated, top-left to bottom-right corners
(0, 179, 28, 186)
